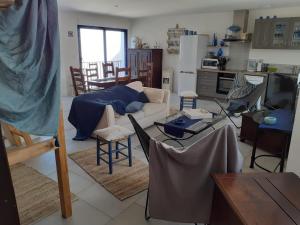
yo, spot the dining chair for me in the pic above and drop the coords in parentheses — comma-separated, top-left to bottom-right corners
(115, 66, 131, 84)
(102, 62, 115, 78)
(86, 64, 103, 92)
(138, 62, 153, 87)
(69, 66, 87, 96)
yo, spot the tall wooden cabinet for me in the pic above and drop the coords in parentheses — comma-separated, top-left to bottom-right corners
(128, 49, 163, 88)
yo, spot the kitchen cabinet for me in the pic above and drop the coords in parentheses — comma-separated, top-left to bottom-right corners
(270, 18, 290, 49)
(196, 70, 227, 99)
(128, 49, 163, 88)
(289, 18, 300, 49)
(253, 19, 272, 49)
(253, 17, 300, 49)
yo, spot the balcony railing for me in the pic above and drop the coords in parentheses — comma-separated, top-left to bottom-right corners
(81, 60, 123, 79)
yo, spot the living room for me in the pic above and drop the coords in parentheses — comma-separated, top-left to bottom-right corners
(1, 0, 300, 225)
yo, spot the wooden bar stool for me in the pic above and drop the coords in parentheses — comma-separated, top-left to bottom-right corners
(180, 91, 198, 111)
(94, 126, 133, 174)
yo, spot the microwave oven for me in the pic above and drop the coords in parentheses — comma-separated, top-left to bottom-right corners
(202, 58, 219, 70)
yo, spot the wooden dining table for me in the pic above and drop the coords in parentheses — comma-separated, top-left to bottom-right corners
(87, 76, 141, 89)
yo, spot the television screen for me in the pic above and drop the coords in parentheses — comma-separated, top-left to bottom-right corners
(264, 73, 298, 110)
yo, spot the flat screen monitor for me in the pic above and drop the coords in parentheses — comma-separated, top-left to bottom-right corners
(264, 73, 298, 111)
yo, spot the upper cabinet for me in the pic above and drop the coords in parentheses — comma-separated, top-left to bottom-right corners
(253, 17, 300, 49)
(253, 19, 272, 49)
(289, 18, 300, 49)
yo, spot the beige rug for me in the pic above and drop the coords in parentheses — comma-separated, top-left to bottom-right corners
(69, 148, 149, 201)
(11, 164, 77, 225)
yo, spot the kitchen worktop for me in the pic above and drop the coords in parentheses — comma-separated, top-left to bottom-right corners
(198, 68, 268, 76)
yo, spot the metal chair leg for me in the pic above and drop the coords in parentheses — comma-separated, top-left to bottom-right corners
(145, 187, 151, 221)
(214, 99, 241, 129)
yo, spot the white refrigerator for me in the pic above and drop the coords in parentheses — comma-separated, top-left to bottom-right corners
(177, 35, 208, 94)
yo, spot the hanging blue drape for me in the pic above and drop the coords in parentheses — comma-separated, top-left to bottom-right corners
(0, 0, 60, 136)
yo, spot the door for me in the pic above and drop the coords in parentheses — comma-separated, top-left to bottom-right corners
(270, 18, 290, 49)
(179, 36, 198, 72)
(178, 72, 197, 94)
(289, 18, 300, 49)
(128, 50, 138, 77)
(138, 50, 152, 70)
(253, 19, 272, 49)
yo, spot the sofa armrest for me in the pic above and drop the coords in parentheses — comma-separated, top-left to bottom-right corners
(96, 105, 115, 129)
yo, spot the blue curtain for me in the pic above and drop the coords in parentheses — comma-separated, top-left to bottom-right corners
(0, 0, 60, 136)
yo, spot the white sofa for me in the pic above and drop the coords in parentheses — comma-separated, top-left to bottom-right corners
(95, 82, 170, 131)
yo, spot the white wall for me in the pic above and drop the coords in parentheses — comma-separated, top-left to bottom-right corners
(131, 12, 233, 91)
(248, 6, 300, 65)
(58, 10, 132, 96)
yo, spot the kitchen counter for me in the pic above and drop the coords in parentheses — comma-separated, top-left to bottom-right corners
(198, 68, 268, 76)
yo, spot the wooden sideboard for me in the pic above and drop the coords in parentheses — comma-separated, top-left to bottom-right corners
(128, 49, 163, 88)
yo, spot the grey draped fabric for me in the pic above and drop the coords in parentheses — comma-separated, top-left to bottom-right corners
(0, 0, 60, 136)
(149, 124, 243, 224)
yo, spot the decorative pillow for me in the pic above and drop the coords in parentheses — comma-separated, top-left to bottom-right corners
(111, 100, 126, 115)
(126, 81, 144, 93)
(126, 101, 145, 113)
(138, 92, 149, 103)
(144, 88, 164, 104)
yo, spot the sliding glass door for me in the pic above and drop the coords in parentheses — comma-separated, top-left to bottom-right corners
(78, 26, 127, 78)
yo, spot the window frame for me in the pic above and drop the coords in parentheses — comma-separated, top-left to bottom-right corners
(77, 25, 128, 68)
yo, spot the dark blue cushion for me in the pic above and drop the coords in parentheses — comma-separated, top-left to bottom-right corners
(138, 92, 149, 103)
(126, 101, 145, 113)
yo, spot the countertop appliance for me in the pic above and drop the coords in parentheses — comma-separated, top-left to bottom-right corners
(202, 58, 219, 70)
(177, 34, 208, 94)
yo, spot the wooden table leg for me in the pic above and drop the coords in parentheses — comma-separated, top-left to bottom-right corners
(55, 110, 72, 218)
(0, 124, 21, 225)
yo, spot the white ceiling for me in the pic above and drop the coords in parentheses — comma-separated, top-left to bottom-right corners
(58, 0, 300, 18)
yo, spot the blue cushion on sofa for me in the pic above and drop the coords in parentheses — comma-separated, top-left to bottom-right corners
(126, 101, 145, 113)
(138, 92, 149, 103)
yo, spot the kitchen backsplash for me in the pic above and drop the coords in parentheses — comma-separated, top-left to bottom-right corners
(267, 64, 300, 75)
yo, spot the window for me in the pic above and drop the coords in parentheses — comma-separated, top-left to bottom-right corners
(78, 25, 128, 78)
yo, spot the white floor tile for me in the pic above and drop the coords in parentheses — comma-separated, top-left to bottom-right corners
(33, 200, 111, 225)
(105, 203, 196, 225)
(77, 184, 143, 218)
(47, 170, 94, 194)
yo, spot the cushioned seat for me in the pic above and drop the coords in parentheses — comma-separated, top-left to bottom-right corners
(93, 125, 133, 141)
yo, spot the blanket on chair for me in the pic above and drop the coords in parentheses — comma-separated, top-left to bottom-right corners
(68, 85, 141, 140)
(149, 124, 243, 224)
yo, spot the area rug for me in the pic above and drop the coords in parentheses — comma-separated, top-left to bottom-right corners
(69, 148, 149, 201)
(11, 163, 77, 225)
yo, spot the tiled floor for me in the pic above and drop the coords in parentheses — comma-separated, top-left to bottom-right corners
(26, 94, 280, 225)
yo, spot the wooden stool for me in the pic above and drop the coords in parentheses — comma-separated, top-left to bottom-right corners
(94, 126, 133, 174)
(180, 91, 198, 111)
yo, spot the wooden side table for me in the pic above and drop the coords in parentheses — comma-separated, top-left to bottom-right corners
(210, 173, 300, 225)
(240, 111, 291, 155)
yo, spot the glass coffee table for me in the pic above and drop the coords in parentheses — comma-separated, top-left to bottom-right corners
(154, 112, 226, 147)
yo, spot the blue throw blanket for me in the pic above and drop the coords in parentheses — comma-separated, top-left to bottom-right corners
(68, 85, 143, 140)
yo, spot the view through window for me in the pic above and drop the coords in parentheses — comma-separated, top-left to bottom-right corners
(78, 26, 127, 79)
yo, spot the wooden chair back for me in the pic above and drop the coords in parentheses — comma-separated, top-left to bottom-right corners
(102, 62, 115, 78)
(138, 62, 153, 87)
(115, 66, 131, 84)
(69, 66, 87, 96)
